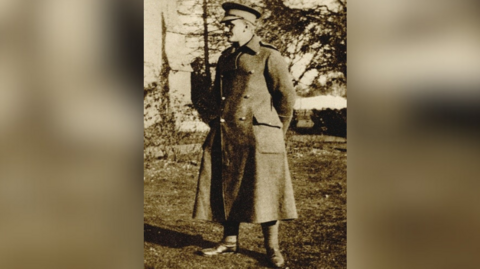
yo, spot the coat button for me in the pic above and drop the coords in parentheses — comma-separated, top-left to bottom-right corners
(249, 70, 255, 74)
(239, 117, 246, 121)
(221, 96, 226, 100)
(244, 95, 250, 99)
(220, 118, 225, 123)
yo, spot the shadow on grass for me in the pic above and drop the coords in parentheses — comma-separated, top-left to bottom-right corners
(144, 223, 270, 267)
(144, 223, 207, 248)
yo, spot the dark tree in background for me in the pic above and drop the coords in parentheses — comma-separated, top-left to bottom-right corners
(258, 0, 346, 96)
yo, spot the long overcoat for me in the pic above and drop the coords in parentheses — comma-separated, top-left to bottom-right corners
(192, 36, 297, 224)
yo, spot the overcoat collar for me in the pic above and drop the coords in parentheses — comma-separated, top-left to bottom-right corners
(243, 35, 261, 54)
(228, 35, 260, 55)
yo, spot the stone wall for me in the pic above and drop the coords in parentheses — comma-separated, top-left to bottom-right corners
(144, 0, 208, 130)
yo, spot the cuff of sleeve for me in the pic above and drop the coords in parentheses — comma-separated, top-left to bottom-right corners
(278, 115, 293, 134)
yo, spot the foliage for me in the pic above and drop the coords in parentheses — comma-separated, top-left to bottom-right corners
(145, 0, 347, 159)
(311, 108, 347, 137)
(258, 0, 346, 87)
(190, 0, 347, 97)
(144, 86, 204, 161)
(292, 108, 347, 137)
(144, 13, 206, 161)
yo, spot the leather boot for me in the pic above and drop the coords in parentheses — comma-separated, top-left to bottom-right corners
(266, 248, 285, 268)
(200, 241, 238, 256)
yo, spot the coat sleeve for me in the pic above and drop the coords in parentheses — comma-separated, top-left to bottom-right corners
(265, 50, 296, 134)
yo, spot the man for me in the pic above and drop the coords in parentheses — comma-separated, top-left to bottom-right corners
(192, 2, 297, 268)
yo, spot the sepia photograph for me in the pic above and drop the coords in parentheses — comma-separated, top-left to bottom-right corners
(144, 0, 346, 268)
(4, 1, 480, 269)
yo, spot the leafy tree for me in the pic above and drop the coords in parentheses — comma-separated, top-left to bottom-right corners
(190, 0, 346, 99)
(258, 0, 346, 95)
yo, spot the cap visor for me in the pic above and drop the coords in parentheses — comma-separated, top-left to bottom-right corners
(220, 15, 242, 23)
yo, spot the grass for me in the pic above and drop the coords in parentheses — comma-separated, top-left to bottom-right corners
(144, 136, 346, 268)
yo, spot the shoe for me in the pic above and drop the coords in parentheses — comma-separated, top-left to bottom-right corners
(200, 242, 238, 256)
(266, 248, 285, 268)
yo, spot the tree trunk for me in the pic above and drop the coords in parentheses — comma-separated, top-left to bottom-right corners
(202, 0, 212, 85)
(160, 13, 171, 115)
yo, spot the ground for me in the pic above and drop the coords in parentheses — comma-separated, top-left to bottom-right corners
(144, 135, 346, 269)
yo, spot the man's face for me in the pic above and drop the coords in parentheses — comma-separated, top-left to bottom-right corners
(224, 19, 248, 43)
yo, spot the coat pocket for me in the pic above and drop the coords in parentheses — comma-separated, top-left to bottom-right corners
(253, 115, 285, 154)
(252, 109, 283, 128)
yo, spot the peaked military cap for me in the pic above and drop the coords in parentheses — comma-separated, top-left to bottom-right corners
(221, 2, 262, 24)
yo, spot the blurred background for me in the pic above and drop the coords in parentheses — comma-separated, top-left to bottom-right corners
(1, 0, 480, 268)
(348, 0, 480, 268)
(0, 0, 143, 268)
